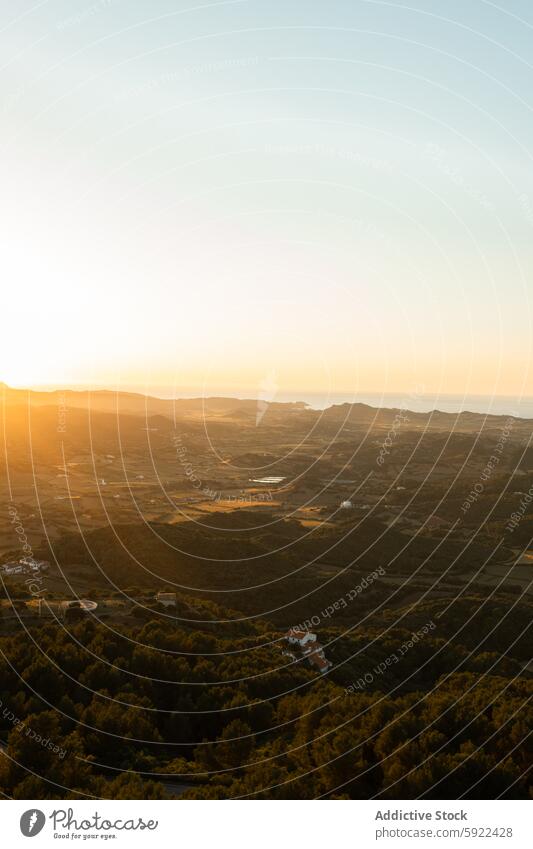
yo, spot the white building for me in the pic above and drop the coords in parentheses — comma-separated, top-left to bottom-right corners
(1, 558, 49, 576)
(285, 630, 332, 674)
(286, 628, 317, 647)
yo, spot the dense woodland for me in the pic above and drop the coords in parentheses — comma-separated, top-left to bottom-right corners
(0, 590, 531, 799)
(1, 395, 532, 799)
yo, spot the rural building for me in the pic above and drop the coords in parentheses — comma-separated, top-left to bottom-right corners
(286, 628, 317, 647)
(284, 629, 332, 674)
(0, 558, 49, 576)
(156, 592, 177, 607)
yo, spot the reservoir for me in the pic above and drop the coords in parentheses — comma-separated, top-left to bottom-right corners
(250, 476, 286, 484)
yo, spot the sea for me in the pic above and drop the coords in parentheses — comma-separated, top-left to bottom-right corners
(284, 392, 533, 419)
(172, 390, 533, 419)
(31, 383, 533, 420)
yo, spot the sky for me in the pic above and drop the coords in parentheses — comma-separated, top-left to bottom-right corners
(1, 0, 532, 404)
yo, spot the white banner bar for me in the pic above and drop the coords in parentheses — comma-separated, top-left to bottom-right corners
(2, 799, 531, 848)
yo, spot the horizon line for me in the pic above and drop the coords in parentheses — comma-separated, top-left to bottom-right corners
(2, 381, 533, 403)
(1, 381, 532, 420)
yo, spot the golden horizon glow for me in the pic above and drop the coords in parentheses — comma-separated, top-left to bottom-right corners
(2, 1, 532, 404)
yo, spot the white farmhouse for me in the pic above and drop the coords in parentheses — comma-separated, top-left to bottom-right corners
(286, 628, 317, 647)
